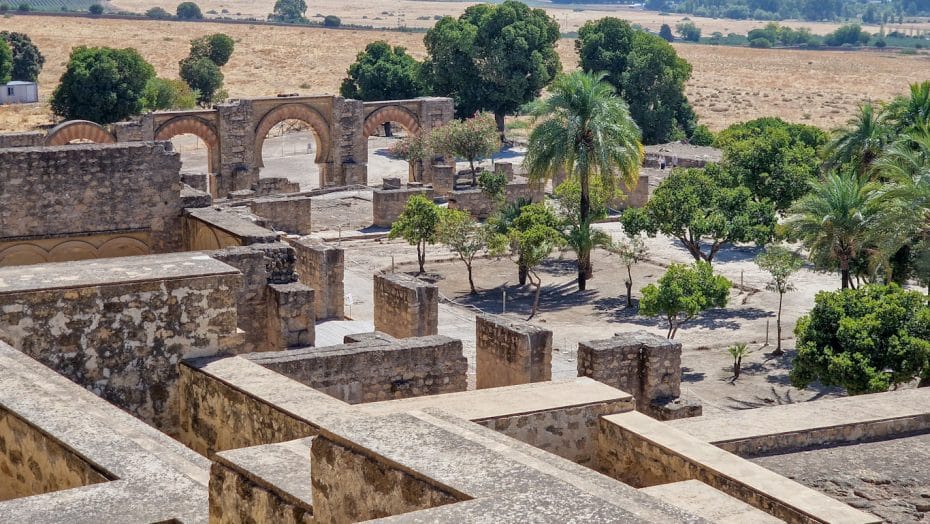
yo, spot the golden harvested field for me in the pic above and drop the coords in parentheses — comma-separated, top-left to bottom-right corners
(1, 14, 929, 132)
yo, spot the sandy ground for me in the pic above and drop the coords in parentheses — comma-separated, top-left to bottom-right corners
(1, 14, 930, 132)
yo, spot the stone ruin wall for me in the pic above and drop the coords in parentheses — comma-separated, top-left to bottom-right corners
(289, 239, 345, 320)
(373, 273, 439, 339)
(245, 335, 467, 404)
(372, 186, 434, 227)
(0, 142, 184, 254)
(476, 314, 552, 389)
(446, 179, 546, 220)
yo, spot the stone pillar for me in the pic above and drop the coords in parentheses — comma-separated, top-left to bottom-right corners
(332, 97, 367, 187)
(475, 314, 552, 389)
(288, 239, 345, 320)
(431, 164, 455, 195)
(111, 113, 155, 142)
(266, 282, 315, 348)
(373, 273, 438, 339)
(577, 331, 700, 420)
(249, 196, 313, 235)
(494, 161, 515, 181)
(216, 100, 257, 198)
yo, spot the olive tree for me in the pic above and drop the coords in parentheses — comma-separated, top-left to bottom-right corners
(639, 261, 731, 339)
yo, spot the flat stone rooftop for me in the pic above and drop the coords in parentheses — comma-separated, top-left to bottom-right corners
(0, 252, 238, 295)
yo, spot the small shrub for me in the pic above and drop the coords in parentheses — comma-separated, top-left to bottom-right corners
(323, 14, 340, 27)
(873, 39, 886, 48)
(689, 124, 714, 146)
(749, 37, 773, 48)
(88, 3, 103, 14)
(16, 3, 30, 12)
(146, 6, 171, 18)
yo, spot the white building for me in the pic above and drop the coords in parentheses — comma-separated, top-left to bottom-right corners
(0, 81, 38, 104)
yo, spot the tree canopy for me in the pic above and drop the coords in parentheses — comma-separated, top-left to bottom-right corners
(640, 261, 731, 339)
(339, 41, 424, 101)
(1, 31, 45, 82)
(576, 17, 696, 144)
(422, 0, 561, 134)
(388, 194, 442, 274)
(190, 33, 235, 67)
(791, 284, 930, 395)
(430, 112, 500, 181)
(0, 40, 11, 85)
(179, 56, 223, 104)
(176, 1, 203, 19)
(51, 46, 155, 124)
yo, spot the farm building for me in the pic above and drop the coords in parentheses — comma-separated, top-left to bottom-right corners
(0, 81, 38, 104)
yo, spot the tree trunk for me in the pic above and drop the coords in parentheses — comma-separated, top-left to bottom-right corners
(528, 272, 541, 320)
(494, 111, 506, 143)
(733, 356, 742, 379)
(417, 241, 425, 274)
(840, 258, 850, 289)
(578, 171, 591, 291)
(626, 266, 634, 306)
(470, 159, 477, 186)
(518, 262, 528, 286)
(466, 262, 476, 295)
(383, 121, 393, 137)
(772, 292, 784, 356)
(919, 376, 930, 388)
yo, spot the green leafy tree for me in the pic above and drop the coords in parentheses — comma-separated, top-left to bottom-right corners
(141, 77, 197, 111)
(824, 24, 868, 46)
(676, 21, 702, 42)
(715, 117, 828, 212)
(179, 56, 223, 105)
(640, 261, 732, 339)
(791, 284, 930, 394)
(430, 112, 499, 184)
(436, 209, 505, 294)
(340, 41, 424, 135)
(145, 6, 172, 19)
(88, 3, 103, 15)
(0, 40, 11, 85)
(487, 197, 536, 285)
(51, 46, 155, 124)
(755, 245, 805, 355)
(388, 194, 442, 274)
(422, 0, 561, 137)
(659, 23, 674, 42)
(0, 32, 45, 83)
(785, 172, 882, 289)
(689, 124, 714, 146)
(323, 15, 341, 27)
(607, 234, 649, 307)
(176, 1, 203, 19)
(507, 204, 564, 319)
(524, 70, 642, 290)
(190, 33, 235, 66)
(624, 165, 777, 263)
(576, 18, 696, 144)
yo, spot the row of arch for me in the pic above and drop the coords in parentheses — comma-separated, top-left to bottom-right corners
(43, 103, 423, 174)
(0, 237, 149, 267)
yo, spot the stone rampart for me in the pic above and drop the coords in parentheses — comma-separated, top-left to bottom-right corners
(372, 186, 433, 227)
(0, 142, 183, 253)
(475, 314, 552, 389)
(245, 335, 467, 404)
(0, 253, 241, 435)
(373, 273, 439, 338)
(288, 239, 344, 320)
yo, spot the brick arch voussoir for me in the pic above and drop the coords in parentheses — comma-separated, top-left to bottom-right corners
(46, 120, 116, 146)
(254, 104, 331, 167)
(363, 106, 421, 139)
(155, 117, 220, 149)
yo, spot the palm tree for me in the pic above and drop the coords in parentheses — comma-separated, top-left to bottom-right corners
(822, 101, 889, 175)
(523, 70, 643, 291)
(785, 172, 882, 289)
(885, 81, 930, 133)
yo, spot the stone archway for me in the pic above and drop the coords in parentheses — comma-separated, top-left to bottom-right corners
(362, 105, 421, 139)
(253, 103, 332, 169)
(45, 120, 116, 146)
(154, 116, 221, 174)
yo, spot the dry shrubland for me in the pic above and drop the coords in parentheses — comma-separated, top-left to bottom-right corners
(1, 14, 928, 132)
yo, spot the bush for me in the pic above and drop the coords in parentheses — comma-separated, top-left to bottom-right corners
(873, 39, 887, 48)
(88, 3, 103, 14)
(141, 77, 197, 111)
(640, 261, 731, 338)
(749, 37, 773, 48)
(179, 56, 223, 104)
(145, 6, 171, 18)
(190, 33, 234, 66)
(176, 1, 202, 19)
(323, 14, 340, 27)
(689, 124, 714, 146)
(676, 21, 701, 42)
(16, 3, 29, 12)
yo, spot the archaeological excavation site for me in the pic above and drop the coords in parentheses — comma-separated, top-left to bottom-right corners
(0, 94, 924, 524)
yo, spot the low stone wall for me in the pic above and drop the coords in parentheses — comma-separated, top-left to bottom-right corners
(288, 239, 345, 320)
(249, 195, 313, 235)
(372, 186, 432, 227)
(0, 253, 241, 435)
(373, 273, 438, 338)
(0, 131, 44, 148)
(597, 411, 878, 524)
(0, 407, 109, 501)
(475, 314, 552, 389)
(183, 207, 280, 251)
(266, 283, 315, 349)
(245, 335, 467, 404)
(446, 179, 545, 220)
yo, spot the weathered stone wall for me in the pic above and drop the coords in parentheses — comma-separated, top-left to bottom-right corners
(209, 457, 314, 523)
(249, 195, 313, 235)
(578, 331, 691, 418)
(0, 131, 44, 148)
(216, 100, 258, 197)
(246, 335, 467, 404)
(288, 239, 344, 320)
(267, 283, 315, 349)
(372, 186, 433, 227)
(614, 174, 651, 209)
(0, 407, 109, 501)
(183, 207, 280, 251)
(0, 254, 241, 435)
(446, 179, 545, 220)
(0, 142, 183, 253)
(177, 358, 317, 456)
(373, 273, 439, 339)
(475, 314, 552, 389)
(310, 435, 461, 522)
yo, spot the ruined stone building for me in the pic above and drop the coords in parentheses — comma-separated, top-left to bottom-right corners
(0, 97, 918, 523)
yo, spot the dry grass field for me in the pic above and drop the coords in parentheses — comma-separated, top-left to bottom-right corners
(0, 14, 928, 132)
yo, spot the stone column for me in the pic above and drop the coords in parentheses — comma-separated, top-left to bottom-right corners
(216, 100, 257, 198)
(266, 283, 315, 349)
(373, 273, 438, 338)
(288, 239, 345, 320)
(475, 314, 552, 389)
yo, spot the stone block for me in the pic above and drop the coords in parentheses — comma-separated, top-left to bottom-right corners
(431, 164, 455, 194)
(476, 314, 552, 389)
(250, 195, 313, 235)
(382, 177, 402, 190)
(373, 273, 438, 339)
(267, 282, 315, 349)
(288, 239, 345, 320)
(371, 186, 433, 227)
